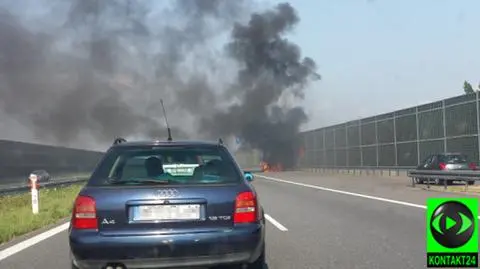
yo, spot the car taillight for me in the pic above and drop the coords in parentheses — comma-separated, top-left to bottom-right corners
(439, 162, 446, 170)
(234, 191, 257, 224)
(469, 162, 477, 170)
(72, 195, 98, 230)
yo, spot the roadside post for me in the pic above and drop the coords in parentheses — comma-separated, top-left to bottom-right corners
(29, 173, 39, 214)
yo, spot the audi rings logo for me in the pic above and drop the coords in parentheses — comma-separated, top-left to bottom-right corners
(155, 188, 179, 198)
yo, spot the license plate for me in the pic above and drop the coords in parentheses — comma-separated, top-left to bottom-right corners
(133, 204, 201, 221)
(167, 168, 187, 172)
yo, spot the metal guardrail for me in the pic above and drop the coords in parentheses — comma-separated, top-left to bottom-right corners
(407, 170, 480, 191)
(0, 177, 88, 196)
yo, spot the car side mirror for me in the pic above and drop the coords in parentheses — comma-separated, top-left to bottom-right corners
(244, 171, 254, 181)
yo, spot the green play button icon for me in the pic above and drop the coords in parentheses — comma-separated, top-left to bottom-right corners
(426, 199, 478, 267)
(431, 212, 473, 235)
(446, 216, 456, 230)
(429, 200, 476, 249)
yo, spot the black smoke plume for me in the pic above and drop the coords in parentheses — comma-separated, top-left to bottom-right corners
(0, 1, 319, 168)
(201, 3, 320, 169)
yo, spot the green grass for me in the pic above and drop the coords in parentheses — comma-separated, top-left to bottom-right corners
(0, 184, 83, 244)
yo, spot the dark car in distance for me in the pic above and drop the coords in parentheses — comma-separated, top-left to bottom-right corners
(69, 139, 266, 269)
(415, 153, 477, 185)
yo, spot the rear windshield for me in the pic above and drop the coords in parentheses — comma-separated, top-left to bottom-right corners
(89, 145, 242, 186)
(438, 154, 468, 164)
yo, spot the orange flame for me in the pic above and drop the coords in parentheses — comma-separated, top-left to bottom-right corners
(260, 162, 283, 172)
(260, 162, 268, 172)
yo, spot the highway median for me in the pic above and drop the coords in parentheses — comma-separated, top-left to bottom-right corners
(0, 184, 83, 244)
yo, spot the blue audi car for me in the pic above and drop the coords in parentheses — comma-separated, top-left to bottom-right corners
(69, 139, 265, 269)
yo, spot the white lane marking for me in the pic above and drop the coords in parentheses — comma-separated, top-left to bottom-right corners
(0, 222, 70, 261)
(258, 174, 427, 209)
(265, 214, 288, 231)
(258, 174, 480, 220)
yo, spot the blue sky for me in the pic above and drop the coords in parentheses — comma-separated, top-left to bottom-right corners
(265, 0, 480, 130)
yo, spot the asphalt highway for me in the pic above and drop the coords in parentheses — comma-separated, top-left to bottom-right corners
(1, 171, 478, 269)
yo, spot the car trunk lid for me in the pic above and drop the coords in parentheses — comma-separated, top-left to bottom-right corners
(80, 184, 250, 236)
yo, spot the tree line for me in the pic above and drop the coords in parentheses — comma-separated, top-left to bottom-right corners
(464, 81, 479, 95)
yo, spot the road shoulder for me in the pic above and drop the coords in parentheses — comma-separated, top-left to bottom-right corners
(0, 218, 69, 252)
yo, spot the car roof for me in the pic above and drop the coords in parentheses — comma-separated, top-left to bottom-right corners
(110, 139, 223, 148)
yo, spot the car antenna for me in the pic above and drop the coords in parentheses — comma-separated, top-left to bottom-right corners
(160, 98, 172, 141)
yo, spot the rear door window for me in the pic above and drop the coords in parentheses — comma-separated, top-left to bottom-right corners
(418, 155, 433, 168)
(438, 154, 468, 164)
(421, 155, 433, 165)
(89, 145, 241, 186)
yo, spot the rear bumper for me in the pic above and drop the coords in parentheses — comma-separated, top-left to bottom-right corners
(73, 253, 251, 269)
(69, 224, 265, 269)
